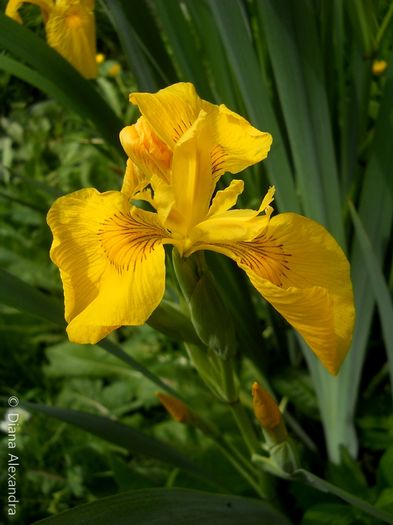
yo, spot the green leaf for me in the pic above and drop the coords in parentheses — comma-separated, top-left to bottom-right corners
(103, 0, 159, 91)
(376, 489, 393, 515)
(272, 369, 319, 420)
(0, 268, 181, 398)
(184, 0, 237, 109)
(292, 469, 393, 524)
(0, 267, 64, 326)
(378, 447, 393, 488)
(44, 341, 141, 379)
(207, 0, 300, 213)
(349, 202, 393, 400)
(33, 487, 292, 524)
(257, 0, 344, 245)
(301, 503, 361, 525)
(303, 45, 393, 463)
(151, 0, 212, 98)
(0, 14, 123, 154)
(21, 401, 225, 490)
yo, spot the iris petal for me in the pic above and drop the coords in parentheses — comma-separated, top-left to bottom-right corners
(128, 83, 272, 180)
(45, 0, 97, 78)
(47, 189, 169, 343)
(129, 82, 214, 149)
(196, 212, 355, 374)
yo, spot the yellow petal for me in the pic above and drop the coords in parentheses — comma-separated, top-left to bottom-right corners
(120, 159, 154, 205)
(210, 105, 272, 178)
(47, 188, 169, 343)
(188, 210, 268, 246)
(129, 82, 214, 150)
(207, 179, 244, 217)
(45, 0, 97, 78)
(200, 212, 355, 374)
(5, 0, 53, 23)
(130, 83, 272, 178)
(187, 185, 274, 246)
(164, 111, 215, 235)
(119, 117, 172, 182)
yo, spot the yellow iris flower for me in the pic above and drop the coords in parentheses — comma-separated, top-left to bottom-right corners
(47, 83, 355, 375)
(5, 0, 97, 79)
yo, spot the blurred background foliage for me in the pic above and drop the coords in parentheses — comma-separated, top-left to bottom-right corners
(1, 0, 393, 523)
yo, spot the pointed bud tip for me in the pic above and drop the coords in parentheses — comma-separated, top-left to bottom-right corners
(252, 382, 283, 433)
(156, 392, 190, 423)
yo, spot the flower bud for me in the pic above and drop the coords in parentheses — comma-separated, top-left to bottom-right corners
(173, 250, 236, 358)
(156, 393, 191, 423)
(252, 382, 288, 444)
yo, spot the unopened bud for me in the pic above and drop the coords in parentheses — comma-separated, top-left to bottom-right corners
(172, 250, 236, 358)
(156, 393, 191, 423)
(252, 382, 288, 444)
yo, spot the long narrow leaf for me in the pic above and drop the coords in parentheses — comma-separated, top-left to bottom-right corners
(151, 0, 212, 99)
(21, 401, 225, 490)
(33, 487, 292, 525)
(207, 0, 300, 213)
(103, 0, 159, 91)
(349, 202, 393, 393)
(257, 0, 345, 246)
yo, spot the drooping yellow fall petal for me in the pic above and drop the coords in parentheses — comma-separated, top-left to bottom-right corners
(196, 212, 355, 375)
(47, 188, 170, 343)
(45, 0, 97, 78)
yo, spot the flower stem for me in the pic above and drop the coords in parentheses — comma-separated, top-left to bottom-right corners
(229, 398, 273, 498)
(214, 438, 267, 498)
(229, 399, 261, 454)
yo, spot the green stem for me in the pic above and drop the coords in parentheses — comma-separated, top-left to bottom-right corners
(229, 399, 273, 498)
(222, 436, 257, 476)
(218, 356, 238, 403)
(229, 399, 261, 455)
(215, 438, 267, 498)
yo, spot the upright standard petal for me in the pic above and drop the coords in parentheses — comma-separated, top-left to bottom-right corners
(47, 189, 169, 343)
(129, 82, 214, 150)
(129, 83, 272, 181)
(195, 212, 355, 375)
(209, 105, 272, 178)
(161, 111, 215, 237)
(45, 0, 97, 78)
